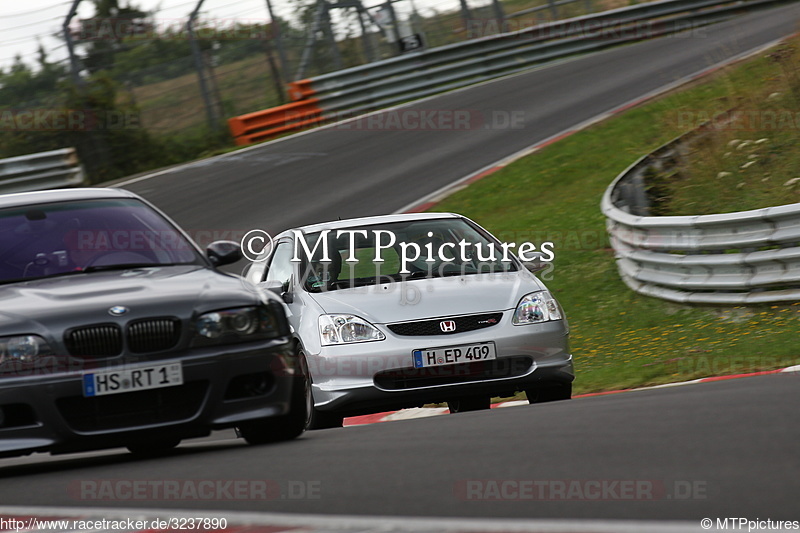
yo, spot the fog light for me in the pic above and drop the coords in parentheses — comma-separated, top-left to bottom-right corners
(224, 373, 274, 400)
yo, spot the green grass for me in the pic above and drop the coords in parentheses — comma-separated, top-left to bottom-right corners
(650, 42, 800, 215)
(431, 39, 800, 395)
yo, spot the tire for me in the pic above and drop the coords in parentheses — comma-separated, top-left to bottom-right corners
(299, 348, 343, 430)
(526, 383, 572, 404)
(236, 380, 306, 445)
(447, 396, 491, 413)
(126, 437, 181, 456)
(238, 364, 307, 445)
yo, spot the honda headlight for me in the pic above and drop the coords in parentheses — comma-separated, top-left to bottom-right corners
(192, 304, 288, 346)
(319, 314, 385, 346)
(0, 335, 53, 364)
(512, 291, 563, 325)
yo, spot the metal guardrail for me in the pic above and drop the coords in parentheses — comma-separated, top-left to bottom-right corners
(602, 129, 800, 305)
(229, 0, 793, 144)
(0, 148, 86, 194)
(509, 0, 594, 19)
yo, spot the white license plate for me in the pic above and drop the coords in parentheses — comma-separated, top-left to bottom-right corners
(82, 362, 183, 397)
(413, 342, 496, 368)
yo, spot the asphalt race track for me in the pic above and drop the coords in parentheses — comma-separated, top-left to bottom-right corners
(1, 374, 799, 519)
(120, 3, 800, 237)
(2, 2, 800, 523)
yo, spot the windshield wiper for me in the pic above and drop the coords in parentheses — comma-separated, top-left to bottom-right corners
(82, 262, 173, 273)
(402, 270, 429, 280)
(405, 269, 479, 280)
(0, 270, 87, 284)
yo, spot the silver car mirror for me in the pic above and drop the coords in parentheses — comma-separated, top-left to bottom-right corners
(260, 278, 293, 304)
(522, 252, 548, 273)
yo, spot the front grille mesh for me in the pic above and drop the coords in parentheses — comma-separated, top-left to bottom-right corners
(387, 312, 504, 336)
(65, 317, 181, 358)
(66, 324, 123, 358)
(128, 318, 181, 353)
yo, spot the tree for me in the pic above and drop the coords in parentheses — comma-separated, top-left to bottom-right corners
(0, 49, 66, 107)
(71, 0, 151, 74)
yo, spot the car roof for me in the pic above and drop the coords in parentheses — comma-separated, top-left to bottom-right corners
(284, 212, 462, 236)
(0, 188, 139, 209)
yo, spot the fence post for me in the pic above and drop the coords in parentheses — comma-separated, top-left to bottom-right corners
(187, 0, 220, 130)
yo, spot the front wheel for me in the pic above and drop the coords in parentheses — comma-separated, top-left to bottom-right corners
(126, 437, 181, 456)
(447, 396, 490, 413)
(526, 383, 572, 404)
(238, 372, 306, 445)
(299, 348, 344, 430)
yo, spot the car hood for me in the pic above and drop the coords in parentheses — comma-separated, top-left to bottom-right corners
(0, 265, 258, 335)
(307, 270, 546, 324)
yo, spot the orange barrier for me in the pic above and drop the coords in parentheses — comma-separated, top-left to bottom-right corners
(227, 98, 324, 145)
(288, 79, 315, 101)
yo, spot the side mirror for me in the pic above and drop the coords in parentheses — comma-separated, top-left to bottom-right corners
(259, 277, 293, 304)
(521, 252, 548, 273)
(207, 240, 243, 267)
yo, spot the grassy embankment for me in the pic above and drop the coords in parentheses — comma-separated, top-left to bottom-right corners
(431, 38, 800, 395)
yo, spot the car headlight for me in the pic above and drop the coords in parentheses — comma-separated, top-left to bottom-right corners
(0, 335, 53, 365)
(512, 291, 563, 325)
(319, 314, 385, 346)
(192, 304, 288, 346)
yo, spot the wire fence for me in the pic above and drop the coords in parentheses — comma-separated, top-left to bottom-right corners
(2, 0, 613, 142)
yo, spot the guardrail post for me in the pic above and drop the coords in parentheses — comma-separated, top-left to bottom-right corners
(264, 0, 290, 81)
(547, 0, 558, 20)
(296, 0, 327, 80)
(357, 5, 377, 62)
(63, 0, 85, 88)
(458, 0, 473, 30)
(188, 0, 221, 130)
(322, 2, 345, 70)
(491, 0, 506, 27)
(263, 32, 288, 102)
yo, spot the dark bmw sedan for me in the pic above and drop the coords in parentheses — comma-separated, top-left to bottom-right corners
(0, 188, 304, 458)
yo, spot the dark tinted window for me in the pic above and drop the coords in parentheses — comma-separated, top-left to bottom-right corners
(0, 198, 203, 282)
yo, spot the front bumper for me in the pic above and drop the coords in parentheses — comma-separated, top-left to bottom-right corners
(306, 316, 574, 417)
(0, 338, 296, 458)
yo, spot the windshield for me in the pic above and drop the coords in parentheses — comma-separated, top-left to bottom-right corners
(299, 217, 517, 292)
(0, 198, 204, 283)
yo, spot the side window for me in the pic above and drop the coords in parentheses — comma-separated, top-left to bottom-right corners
(264, 241, 295, 288)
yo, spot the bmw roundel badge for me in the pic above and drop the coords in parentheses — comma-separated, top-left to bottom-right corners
(108, 306, 129, 316)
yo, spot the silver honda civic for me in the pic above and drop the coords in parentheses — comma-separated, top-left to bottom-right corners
(245, 213, 574, 429)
